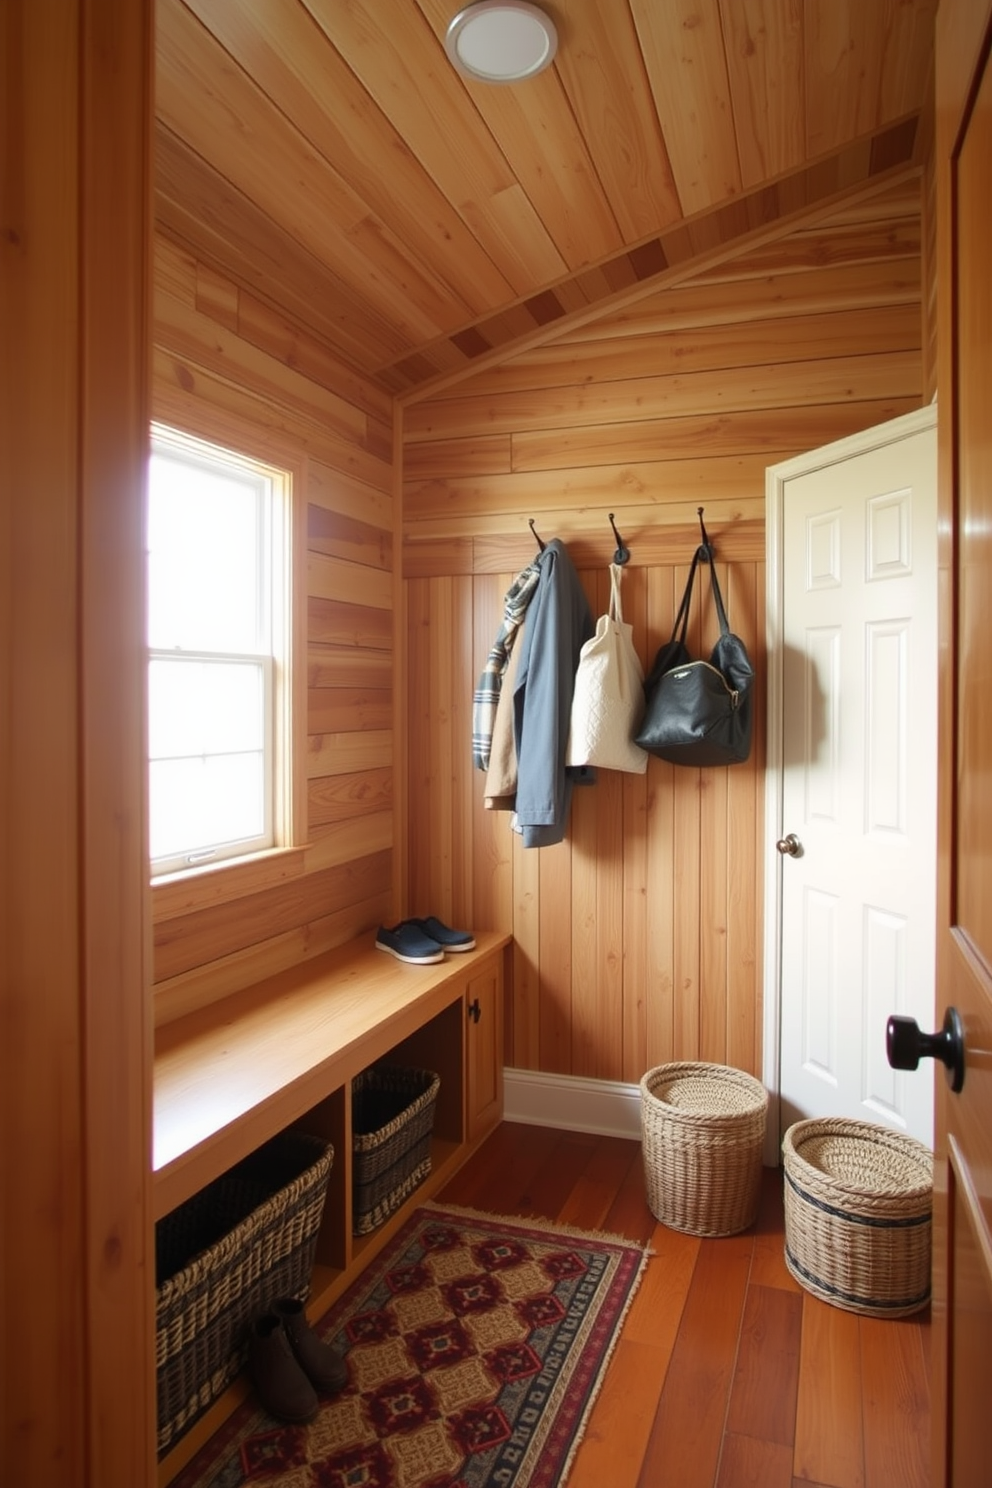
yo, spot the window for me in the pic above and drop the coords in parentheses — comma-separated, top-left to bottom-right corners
(147, 426, 290, 876)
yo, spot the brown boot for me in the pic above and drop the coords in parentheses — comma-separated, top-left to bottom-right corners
(274, 1296, 348, 1394)
(248, 1312, 319, 1422)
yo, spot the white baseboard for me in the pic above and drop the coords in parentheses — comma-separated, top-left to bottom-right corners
(502, 1068, 642, 1140)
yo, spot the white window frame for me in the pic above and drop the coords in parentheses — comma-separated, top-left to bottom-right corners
(147, 424, 292, 879)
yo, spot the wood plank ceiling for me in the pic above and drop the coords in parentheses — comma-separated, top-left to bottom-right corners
(155, 0, 936, 395)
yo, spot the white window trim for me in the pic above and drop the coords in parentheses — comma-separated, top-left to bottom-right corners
(148, 423, 294, 882)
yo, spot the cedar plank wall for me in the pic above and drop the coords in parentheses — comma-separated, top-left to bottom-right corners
(151, 233, 397, 1022)
(402, 178, 924, 1084)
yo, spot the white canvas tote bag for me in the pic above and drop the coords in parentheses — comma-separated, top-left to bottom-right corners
(566, 562, 648, 774)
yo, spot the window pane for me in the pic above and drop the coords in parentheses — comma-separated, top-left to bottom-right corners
(149, 658, 265, 760)
(149, 753, 265, 864)
(148, 452, 267, 653)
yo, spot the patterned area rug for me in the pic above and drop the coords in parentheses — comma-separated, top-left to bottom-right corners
(169, 1203, 647, 1488)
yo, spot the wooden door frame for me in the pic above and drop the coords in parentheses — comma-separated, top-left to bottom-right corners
(761, 403, 938, 1165)
(1, 2, 155, 1483)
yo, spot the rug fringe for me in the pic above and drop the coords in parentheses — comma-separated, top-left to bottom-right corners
(418, 1200, 653, 1255)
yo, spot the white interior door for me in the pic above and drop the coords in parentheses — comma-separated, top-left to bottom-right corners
(764, 406, 937, 1152)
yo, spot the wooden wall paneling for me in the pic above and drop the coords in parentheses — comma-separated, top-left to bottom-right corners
(401, 189, 921, 1090)
(450, 573, 477, 935)
(80, 4, 157, 1479)
(428, 575, 455, 914)
(153, 854, 392, 980)
(468, 573, 509, 936)
(558, 256, 921, 345)
(2, 2, 155, 1484)
(642, 568, 679, 1074)
(155, 283, 371, 446)
(454, 304, 924, 393)
(404, 352, 922, 442)
(151, 212, 399, 1009)
(511, 823, 542, 1069)
(405, 478, 768, 537)
(406, 576, 429, 916)
(621, 565, 650, 1084)
(538, 839, 573, 1074)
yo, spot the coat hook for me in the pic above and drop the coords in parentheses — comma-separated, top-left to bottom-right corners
(697, 506, 714, 563)
(608, 513, 630, 565)
(528, 517, 546, 551)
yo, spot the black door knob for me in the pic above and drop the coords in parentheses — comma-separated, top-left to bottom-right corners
(886, 1006, 965, 1093)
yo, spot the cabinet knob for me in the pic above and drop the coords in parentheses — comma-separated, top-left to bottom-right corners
(467, 998, 481, 1024)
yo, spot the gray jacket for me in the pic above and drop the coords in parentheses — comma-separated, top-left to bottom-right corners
(512, 539, 594, 847)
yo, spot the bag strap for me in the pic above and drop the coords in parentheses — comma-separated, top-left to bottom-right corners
(668, 548, 702, 646)
(702, 550, 731, 638)
(608, 562, 625, 623)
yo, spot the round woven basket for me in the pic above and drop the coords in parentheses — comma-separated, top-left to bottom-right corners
(782, 1118, 933, 1317)
(639, 1062, 768, 1236)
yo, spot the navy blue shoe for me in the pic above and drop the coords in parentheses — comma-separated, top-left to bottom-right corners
(406, 916, 476, 953)
(375, 923, 444, 965)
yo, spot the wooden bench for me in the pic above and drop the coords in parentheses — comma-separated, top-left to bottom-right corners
(153, 928, 508, 1481)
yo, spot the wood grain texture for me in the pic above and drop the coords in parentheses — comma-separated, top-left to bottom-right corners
(149, 234, 399, 1014)
(401, 184, 921, 1084)
(2, 4, 156, 1485)
(151, 3, 934, 388)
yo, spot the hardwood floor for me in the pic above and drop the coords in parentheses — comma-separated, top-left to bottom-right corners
(438, 1122, 931, 1488)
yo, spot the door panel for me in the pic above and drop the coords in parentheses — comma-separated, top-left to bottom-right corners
(933, 3, 992, 1482)
(771, 410, 938, 1146)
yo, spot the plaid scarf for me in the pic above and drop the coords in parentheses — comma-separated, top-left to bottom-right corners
(472, 559, 542, 770)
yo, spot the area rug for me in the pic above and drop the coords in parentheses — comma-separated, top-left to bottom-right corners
(169, 1202, 648, 1488)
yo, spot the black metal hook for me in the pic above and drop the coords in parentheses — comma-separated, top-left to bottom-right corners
(608, 513, 630, 566)
(697, 506, 714, 563)
(528, 518, 546, 552)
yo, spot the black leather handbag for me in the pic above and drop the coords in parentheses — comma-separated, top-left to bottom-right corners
(635, 538, 754, 767)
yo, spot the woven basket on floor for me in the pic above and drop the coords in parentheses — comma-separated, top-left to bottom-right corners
(155, 1129, 334, 1457)
(352, 1065, 440, 1235)
(639, 1062, 768, 1237)
(782, 1117, 933, 1317)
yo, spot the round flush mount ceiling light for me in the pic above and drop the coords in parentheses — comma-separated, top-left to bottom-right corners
(445, 1, 558, 84)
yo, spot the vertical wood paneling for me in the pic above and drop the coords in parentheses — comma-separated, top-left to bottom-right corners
(402, 188, 922, 1086)
(3, 3, 155, 1484)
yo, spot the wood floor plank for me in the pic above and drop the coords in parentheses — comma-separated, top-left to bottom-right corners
(717, 1433, 794, 1488)
(637, 1235, 753, 1488)
(750, 1167, 802, 1292)
(793, 1298, 865, 1488)
(566, 1338, 668, 1488)
(725, 1283, 803, 1446)
(556, 1134, 642, 1232)
(603, 1139, 656, 1244)
(622, 1221, 699, 1354)
(860, 1315, 930, 1488)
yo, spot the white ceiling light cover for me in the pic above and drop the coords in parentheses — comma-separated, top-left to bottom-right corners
(445, 2, 558, 84)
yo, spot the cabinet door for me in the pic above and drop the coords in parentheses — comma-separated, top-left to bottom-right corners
(466, 959, 503, 1142)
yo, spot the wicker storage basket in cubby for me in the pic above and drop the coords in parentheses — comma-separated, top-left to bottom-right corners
(782, 1117, 933, 1317)
(352, 1065, 440, 1235)
(640, 1062, 768, 1236)
(155, 1129, 334, 1457)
